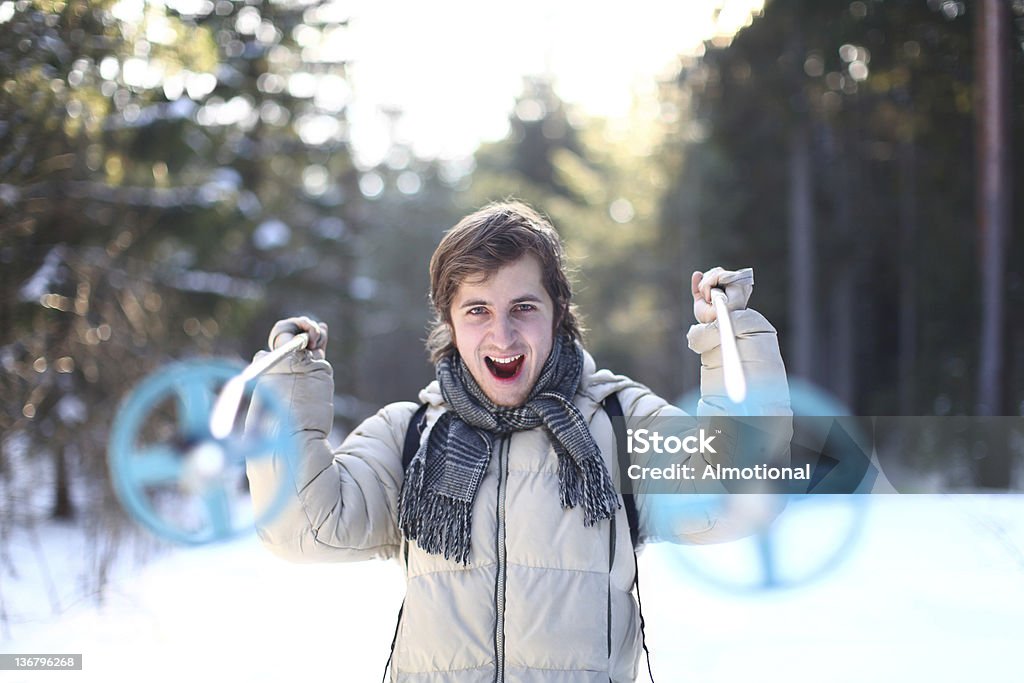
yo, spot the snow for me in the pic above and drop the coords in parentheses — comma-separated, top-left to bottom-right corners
(2, 526, 404, 682)
(2, 495, 1023, 682)
(641, 495, 1024, 682)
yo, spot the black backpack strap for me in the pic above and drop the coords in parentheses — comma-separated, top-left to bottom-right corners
(402, 403, 430, 470)
(601, 393, 639, 548)
(633, 558, 656, 682)
(601, 392, 654, 682)
(384, 403, 429, 682)
(382, 601, 403, 683)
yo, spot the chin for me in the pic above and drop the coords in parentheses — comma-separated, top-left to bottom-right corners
(488, 390, 529, 408)
(475, 373, 539, 408)
(476, 377, 527, 407)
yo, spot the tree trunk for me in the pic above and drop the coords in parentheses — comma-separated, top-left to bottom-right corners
(824, 121, 856, 409)
(787, 119, 816, 381)
(897, 137, 918, 416)
(975, 0, 1010, 416)
(973, 0, 1011, 487)
(52, 447, 74, 520)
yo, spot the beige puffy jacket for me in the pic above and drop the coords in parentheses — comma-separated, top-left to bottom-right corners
(245, 309, 790, 682)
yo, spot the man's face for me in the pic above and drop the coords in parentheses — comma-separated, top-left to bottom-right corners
(449, 255, 555, 407)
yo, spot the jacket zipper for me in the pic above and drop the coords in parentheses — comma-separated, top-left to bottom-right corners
(607, 513, 616, 682)
(493, 436, 509, 683)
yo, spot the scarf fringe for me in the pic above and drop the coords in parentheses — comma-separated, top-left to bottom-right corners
(398, 454, 426, 538)
(558, 450, 621, 526)
(405, 492, 473, 565)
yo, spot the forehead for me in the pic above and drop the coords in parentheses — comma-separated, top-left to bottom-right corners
(453, 255, 549, 302)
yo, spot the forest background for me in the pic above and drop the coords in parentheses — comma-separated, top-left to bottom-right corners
(1, 0, 1022, 615)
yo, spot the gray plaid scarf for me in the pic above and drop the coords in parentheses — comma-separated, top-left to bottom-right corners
(398, 335, 620, 564)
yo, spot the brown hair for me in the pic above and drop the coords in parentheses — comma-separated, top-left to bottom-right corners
(426, 201, 582, 363)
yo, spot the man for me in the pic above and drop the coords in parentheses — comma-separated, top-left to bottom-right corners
(245, 201, 790, 682)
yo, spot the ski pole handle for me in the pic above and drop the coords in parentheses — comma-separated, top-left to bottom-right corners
(209, 333, 309, 439)
(710, 289, 747, 404)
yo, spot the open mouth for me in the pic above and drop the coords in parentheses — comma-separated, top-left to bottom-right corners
(485, 354, 525, 381)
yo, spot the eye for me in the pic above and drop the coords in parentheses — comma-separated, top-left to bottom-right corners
(512, 303, 536, 313)
(467, 306, 488, 316)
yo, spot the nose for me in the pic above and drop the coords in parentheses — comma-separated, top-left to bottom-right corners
(489, 311, 518, 349)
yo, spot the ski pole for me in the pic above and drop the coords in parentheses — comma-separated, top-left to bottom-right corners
(209, 332, 309, 439)
(710, 288, 747, 404)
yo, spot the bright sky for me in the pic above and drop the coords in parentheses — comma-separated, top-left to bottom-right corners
(342, 0, 765, 166)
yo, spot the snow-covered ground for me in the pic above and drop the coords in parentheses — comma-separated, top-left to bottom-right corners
(3, 495, 1023, 682)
